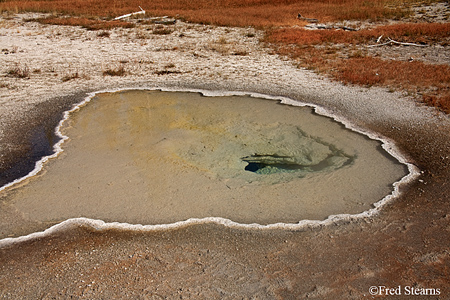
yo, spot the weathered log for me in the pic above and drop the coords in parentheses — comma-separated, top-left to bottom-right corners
(305, 24, 358, 31)
(297, 13, 319, 23)
(341, 26, 357, 31)
(114, 6, 146, 20)
(367, 37, 427, 48)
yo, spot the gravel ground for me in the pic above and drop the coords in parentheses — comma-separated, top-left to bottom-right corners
(1, 11, 450, 299)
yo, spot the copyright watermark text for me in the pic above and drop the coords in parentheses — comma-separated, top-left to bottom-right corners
(369, 286, 441, 296)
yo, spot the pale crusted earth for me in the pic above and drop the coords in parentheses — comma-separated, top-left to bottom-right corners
(366, 1, 450, 65)
(0, 7, 450, 300)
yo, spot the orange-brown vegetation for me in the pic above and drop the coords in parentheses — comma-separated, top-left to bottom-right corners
(337, 58, 450, 114)
(103, 66, 127, 77)
(422, 93, 450, 114)
(266, 23, 450, 113)
(1, 0, 449, 113)
(267, 23, 450, 46)
(1, 0, 408, 26)
(337, 57, 450, 88)
(273, 44, 450, 113)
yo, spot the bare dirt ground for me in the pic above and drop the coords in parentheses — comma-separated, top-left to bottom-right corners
(365, 1, 450, 65)
(0, 5, 450, 299)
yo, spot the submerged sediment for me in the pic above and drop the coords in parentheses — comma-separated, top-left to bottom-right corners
(0, 89, 414, 242)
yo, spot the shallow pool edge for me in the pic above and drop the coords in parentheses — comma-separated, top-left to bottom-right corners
(0, 87, 420, 248)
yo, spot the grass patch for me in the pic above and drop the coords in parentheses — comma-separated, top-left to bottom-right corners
(6, 64, 30, 78)
(265, 20, 450, 113)
(265, 23, 450, 46)
(1, 0, 415, 27)
(423, 93, 450, 114)
(152, 27, 173, 35)
(103, 66, 126, 76)
(97, 30, 110, 37)
(2, 0, 449, 113)
(61, 72, 79, 82)
(273, 43, 450, 112)
(154, 70, 181, 75)
(336, 57, 450, 88)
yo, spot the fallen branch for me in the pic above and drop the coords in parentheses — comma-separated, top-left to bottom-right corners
(297, 13, 319, 23)
(305, 24, 358, 31)
(367, 41, 392, 47)
(367, 37, 427, 48)
(114, 6, 145, 20)
(151, 16, 176, 25)
(387, 37, 427, 47)
(341, 26, 358, 32)
(305, 24, 332, 30)
(148, 16, 169, 20)
(376, 35, 383, 43)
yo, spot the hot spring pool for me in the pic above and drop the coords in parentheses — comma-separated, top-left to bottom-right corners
(6, 90, 408, 227)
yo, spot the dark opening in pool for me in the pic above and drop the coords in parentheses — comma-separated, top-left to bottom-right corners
(242, 154, 311, 175)
(244, 162, 304, 173)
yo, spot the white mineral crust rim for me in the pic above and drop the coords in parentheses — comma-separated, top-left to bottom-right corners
(0, 87, 420, 248)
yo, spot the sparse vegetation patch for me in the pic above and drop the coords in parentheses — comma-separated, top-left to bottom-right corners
(266, 22, 450, 47)
(265, 19, 450, 113)
(61, 72, 79, 82)
(103, 66, 126, 76)
(1, 0, 449, 113)
(154, 70, 181, 75)
(152, 26, 173, 35)
(97, 30, 110, 37)
(6, 64, 29, 78)
(0, 0, 413, 27)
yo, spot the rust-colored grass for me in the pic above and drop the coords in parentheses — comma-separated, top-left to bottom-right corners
(2, 0, 449, 113)
(423, 93, 450, 114)
(335, 56, 450, 104)
(275, 45, 450, 113)
(266, 21, 450, 113)
(1, 0, 409, 26)
(266, 23, 450, 46)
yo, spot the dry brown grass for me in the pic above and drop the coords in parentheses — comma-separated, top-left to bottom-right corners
(266, 21, 450, 113)
(336, 57, 450, 88)
(103, 66, 126, 76)
(266, 23, 450, 46)
(423, 93, 450, 113)
(273, 44, 450, 113)
(2, 0, 449, 112)
(1, 0, 410, 26)
(6, 64, 30, 79)
(61, 72, 81, 82)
